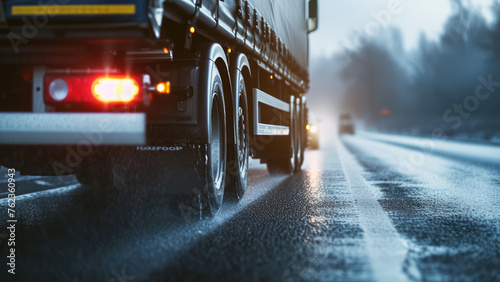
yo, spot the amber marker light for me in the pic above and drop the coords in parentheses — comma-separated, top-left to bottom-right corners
(156, 82, 171, 95)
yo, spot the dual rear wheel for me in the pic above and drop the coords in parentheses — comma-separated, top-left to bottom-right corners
(196, 66, 250, 216)
(266, 96, 304, 175)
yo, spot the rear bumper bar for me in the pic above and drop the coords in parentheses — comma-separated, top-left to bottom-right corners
(0, 113, 146, 145)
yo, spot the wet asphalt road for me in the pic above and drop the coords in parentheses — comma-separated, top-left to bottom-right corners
(1, 133, 500, 281)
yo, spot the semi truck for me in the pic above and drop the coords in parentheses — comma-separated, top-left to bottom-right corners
(0, 0, 318, 216)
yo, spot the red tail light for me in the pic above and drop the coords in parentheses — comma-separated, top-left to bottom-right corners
(44, 75, 142, 104)
(92, 77, 139, 102)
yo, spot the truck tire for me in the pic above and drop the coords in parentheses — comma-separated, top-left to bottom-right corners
(226, 72, 249, 201)
(267, 97, 297, 175)
(310, 138, 319, 150)
(294, 98, 304, 172)
(197, 68, 227, 216)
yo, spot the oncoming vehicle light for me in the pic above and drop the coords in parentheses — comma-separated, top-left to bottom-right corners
(92, 77, 139, 102)
(310, 125, 318, 134)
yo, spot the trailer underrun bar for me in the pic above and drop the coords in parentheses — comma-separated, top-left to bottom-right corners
(253, 88, 290, 136)
(0, 113, 146, 145)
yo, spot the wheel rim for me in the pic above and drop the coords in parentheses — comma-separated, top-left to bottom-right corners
(211, 96, 223, 190)
(237, 93, 249, 178)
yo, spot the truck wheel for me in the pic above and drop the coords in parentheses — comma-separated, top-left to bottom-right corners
(267, 97, 297, 175)
(294, 98, 304, 172)
(197, 69, 227, 216)
(310, 138, 319, 150)
(226, 73, 249, 201)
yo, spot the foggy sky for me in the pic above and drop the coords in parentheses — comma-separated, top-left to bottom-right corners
(310, 0, 494, 58)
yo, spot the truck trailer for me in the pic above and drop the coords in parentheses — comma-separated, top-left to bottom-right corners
(0, 0, 318, 216)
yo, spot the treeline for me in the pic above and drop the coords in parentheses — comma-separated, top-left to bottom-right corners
(323, 0, 500, 135)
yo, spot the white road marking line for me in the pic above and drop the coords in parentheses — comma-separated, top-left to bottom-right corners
(0, 175, 44, 184)
(0, 184, 81, 201)
(336, 139, 415, 282)
(34, 180, 52, 186)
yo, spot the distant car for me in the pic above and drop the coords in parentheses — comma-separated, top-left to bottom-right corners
(339, 114, 355, 135)
(307, 123, 319, 150)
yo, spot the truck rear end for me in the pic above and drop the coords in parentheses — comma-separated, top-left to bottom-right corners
(0, 0, 318, 217)
(0, 0, 154, 179)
